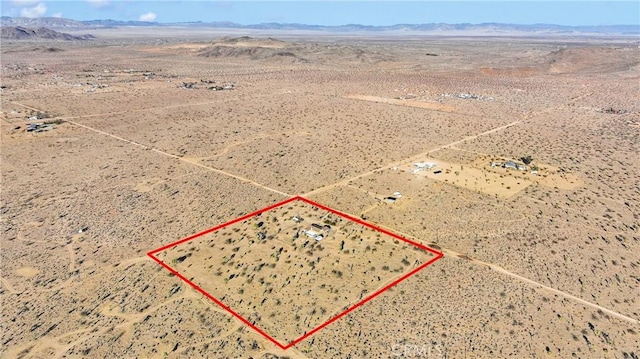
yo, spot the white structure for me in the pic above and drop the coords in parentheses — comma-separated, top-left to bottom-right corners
(413, 162, 436, 170)
(504, 161, 526, 171)
(304, 229, 323, 241)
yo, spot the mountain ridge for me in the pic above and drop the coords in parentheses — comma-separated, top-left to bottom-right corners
(1, 16, 637, 35)
(0, 25, 95, 40)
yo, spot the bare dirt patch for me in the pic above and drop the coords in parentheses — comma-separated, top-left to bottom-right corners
(345, 94, 456, 112)
(406, 159, 532, 198)
(15, 266, 40, 278)
(539, 172, 584, 190)
(133, 177, 164, 193)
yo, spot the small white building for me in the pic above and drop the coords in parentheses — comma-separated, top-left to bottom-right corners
(413, 162, 436, 170)
(504, 161, 526, 171)
(304, 229, 323, 241)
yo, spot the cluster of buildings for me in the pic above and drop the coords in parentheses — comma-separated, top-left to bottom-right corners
(441, 92, 494, 101)
(26, 123, 55, 133)
(490, 160, 527, 171)
(180, 81, 235, 91)
(412, 161, 437, 174)
(291, 216, 331, 241)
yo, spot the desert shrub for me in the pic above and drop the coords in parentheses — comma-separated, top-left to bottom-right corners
(520, 155, 533, 165)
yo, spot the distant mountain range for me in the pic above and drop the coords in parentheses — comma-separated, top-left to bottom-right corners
(1, 16, 638, 35)
(1, 26, 95, 40)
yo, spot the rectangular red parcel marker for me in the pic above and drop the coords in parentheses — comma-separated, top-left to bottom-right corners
(148, 195, 443, 350)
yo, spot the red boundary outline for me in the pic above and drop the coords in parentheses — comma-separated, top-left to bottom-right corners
(148, 195, 444, 350)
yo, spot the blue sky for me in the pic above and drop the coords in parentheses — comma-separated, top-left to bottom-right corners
(1, 1, 639, 26)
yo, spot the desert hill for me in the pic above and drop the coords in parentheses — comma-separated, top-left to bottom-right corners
(1, 46, 66, 54)
(545, 46, 640, 74)
(198, 36, 392, 64)
(0, 26, 95, 41)
(214, 36, 288, 46)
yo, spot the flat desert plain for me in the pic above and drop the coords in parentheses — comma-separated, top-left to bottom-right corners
(153, 197, 438, 348)
(1, 30, 639, 358)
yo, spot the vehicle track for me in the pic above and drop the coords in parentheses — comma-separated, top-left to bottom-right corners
(10, 89, 637, 356)
(46, 115, 292, 198)
(303, 120, 521, 197)
(0, 277, 22, 294)
(353, 217, 640, 326)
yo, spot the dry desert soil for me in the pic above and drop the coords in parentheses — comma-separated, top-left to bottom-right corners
(1, 29, 639, 358)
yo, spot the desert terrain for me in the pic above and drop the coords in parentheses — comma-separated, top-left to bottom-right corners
(1, 28, 639, 358)
(154, 197, 438, 347)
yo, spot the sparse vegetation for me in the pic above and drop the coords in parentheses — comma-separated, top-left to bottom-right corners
(520, 155, 533, 165)
(2, 31, 637, 359)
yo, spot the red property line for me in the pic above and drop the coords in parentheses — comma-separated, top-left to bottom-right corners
(147, 251, 288, 349)
(148, 196, 299, 255)
(284, 252, 442, 349)
(295, 196, 442, 257)
(147, 195, 443, 350)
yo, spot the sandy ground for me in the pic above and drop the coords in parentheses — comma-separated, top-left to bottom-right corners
(1, 33, 639, 358)
(155, 199, 437, 346)
(344, 94, 457, 112)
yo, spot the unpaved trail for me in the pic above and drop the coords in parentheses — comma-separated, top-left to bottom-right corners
(303, 121, 521, 197)
(12, 90, 294, 122)
(342, 216, 640, 326)
(113, 255, 152, 268)
(0, 116, 15, 126)
(359, 203, 381, 216)
(9, 89, 633, 359)
(11, 101, 291, 198)
(460, 252, 640, 325)
(39, 285, 226, 358)
(306, 89, 594, 198)
(194, 130, 311, 160)
(345, 183, 388, 200)
(253, 347, 311, 359)
(176, 155, 291, 197)
(172, 323, 244, 356)
(9, 101, 41, 112)
(64, 118, 291, 198)
(0, 277, 22, 294)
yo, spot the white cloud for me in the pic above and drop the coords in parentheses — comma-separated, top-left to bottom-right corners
(11, 0, 40, 5)
(20, 3, 47, 18)
(86, 0, 110, 8)
(139, 12, 157, 22)
(51, 12, 62, 18)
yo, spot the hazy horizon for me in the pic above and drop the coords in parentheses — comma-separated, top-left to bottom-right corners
(1, 1, 639, 27)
